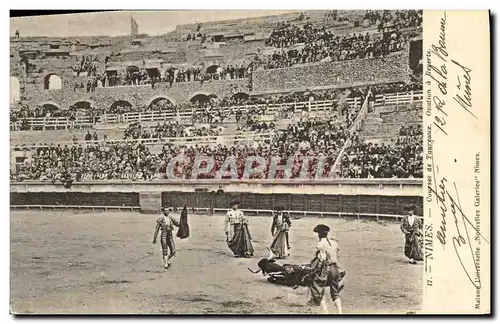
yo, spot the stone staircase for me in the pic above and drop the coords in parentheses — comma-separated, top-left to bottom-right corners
(358, 105, 422, 143)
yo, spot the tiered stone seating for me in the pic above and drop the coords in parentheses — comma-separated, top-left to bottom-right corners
(359, 100, 422, 143)
(10, 10, 422, 181)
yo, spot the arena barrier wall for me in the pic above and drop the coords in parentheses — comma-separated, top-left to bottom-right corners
(10, 179, 423, 218)
(20, 77, 249, 111)
(252, 50, 410, 94)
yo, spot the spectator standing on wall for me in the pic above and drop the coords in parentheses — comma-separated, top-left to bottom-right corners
(69, 113, 76, 130)
(84, 131, 92, 142)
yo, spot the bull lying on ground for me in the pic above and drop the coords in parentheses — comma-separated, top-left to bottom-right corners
(249, 251, 346, 290)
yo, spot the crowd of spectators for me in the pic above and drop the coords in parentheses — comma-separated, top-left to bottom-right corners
(398, 124, 422, 139)
(240, 119, 276, 133)
(11, 11, 426, 182)
(74, 63, 249, 91)
(14, 113, 352, 182)
(258, 11, 422, 70)
(73, 55, 99, 77)
(10, 104, 70, 130)
(13, 108, 423, 182)
(266, 11, 421, 49)
(220, 86, 363, 108)
(261, 29, 408, 70)
(204, 65, 248, 81)
(11, 104, 59, 120)
(273, 116, 350, 153)
(363, 10, 422, 31)
(324, 11, 338, 21)
(370, 79, 422, 97)
(167, 67, 203, 84)
(156, 144, 341, 180)
(14, 142, 159, 182)
(123, 121, 223, 140)
(340, 124, 423, 178)
(192, 106, 228, 124)
(10, 103, 104, 131)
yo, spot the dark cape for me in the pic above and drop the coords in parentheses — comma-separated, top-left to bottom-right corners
(270, 213, 291, 259)
(227, 223, 254, 257)
(270, 229, 288, 259)
(176, 208, 190, 239)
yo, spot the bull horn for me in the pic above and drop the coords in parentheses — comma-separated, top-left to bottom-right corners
(248, 268, 261, 274)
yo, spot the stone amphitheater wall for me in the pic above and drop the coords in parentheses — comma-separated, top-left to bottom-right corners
(251, 50, 410, 94)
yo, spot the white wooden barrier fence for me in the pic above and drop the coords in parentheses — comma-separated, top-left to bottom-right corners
(373, 91, 423, 108)
(10, 97, 362, 131)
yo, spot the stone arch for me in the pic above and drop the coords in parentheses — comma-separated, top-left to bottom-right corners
(38, 101, 61, 110)
(205, 65, 220, 74)
(10, 76, 20, 104)
(148, 96, 175, 107)
(43, 73, 62, 90)
(37, 102, 62, 116)
(232, 92, 250, 100)
(189, 93, 217, 105)
(109, 100, 133, 114)
(70, 100, 93, 111)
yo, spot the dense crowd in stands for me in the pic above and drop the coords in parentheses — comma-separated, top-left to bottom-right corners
(10, 103, 104, 131)
(15, 142, 160, 182)
(370, 79, 422, 96)
(259, 11, 421, 70)
(219, 87, 365, 115)
(241, 119, 276, 133)
(267, 10, 421, 48)
(11, 104, 60, 120)
(340, 124, 423, 178)
(13, 119, 352, 182)
(123, 121, 223, 140)
(156, 144, 342, 180)
(261, 29, 408, 70)
(12, 105, 423, 183)
(364, 10, 422, 31)
(274, 116, 350, 153)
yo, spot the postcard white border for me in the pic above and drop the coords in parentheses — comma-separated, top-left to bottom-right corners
(3, 1, 497, 323)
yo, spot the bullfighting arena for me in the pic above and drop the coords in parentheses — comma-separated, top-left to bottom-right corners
(10, 210, 422, 314)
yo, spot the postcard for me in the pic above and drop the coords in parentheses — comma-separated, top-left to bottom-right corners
(9, 9, 490, 314)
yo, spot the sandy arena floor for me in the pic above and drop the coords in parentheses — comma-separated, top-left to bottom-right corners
(10, 210, 422, 314)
